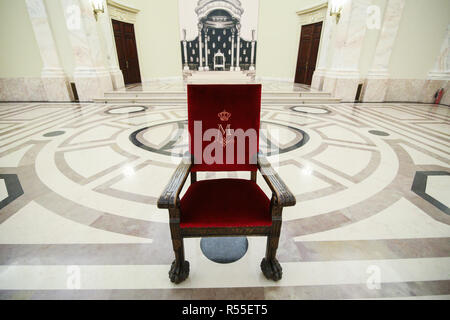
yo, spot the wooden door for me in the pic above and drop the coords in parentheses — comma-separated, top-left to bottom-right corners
(294, 22, 322, 85)
(112, 19, 141, 85)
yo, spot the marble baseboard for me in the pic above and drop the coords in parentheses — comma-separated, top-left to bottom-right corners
(319, 72, 449, 105)
(441, 81, 450, 106)
(385, 79, 425, 102)
(383, 79, 449, 105)
(0, 77, 73, 102)
(0, 77, 47, 102)
(420, 79, 449, 105)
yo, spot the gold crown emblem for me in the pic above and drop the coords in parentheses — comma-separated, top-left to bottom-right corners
(218, 110, 231, 122)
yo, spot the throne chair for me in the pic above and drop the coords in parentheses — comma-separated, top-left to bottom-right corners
(213, 50, 225, 70)
(157, 84, 296, 283)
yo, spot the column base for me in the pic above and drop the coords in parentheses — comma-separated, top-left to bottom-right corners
(235, 67, 241, 71)
(362, 78, 389, 102)
(204, 66, 209, 71)
(40, 68, 72, 101)
(183, 65, 190, 71)
(249, 65, 255, 71)
(311, 70, 325, 90)
(323, 76, 361, 102)
(74, 68, 113, 101)
(109, 68, 125, 90)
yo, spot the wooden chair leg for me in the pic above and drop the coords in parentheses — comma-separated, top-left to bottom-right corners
(168, 216, 189, 284)
(261, 234, 283, 281)
(261, 206, 283, 281)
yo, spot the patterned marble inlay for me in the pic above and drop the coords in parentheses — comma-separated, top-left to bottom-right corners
(0, 174, 24, 210)
(369, 130, 390, 137)
(291, 106, 331, 114)
(0, 98, 449, 299)
(412, 171, 450, 215)
(106, 106, 148, 115)
(43, 131, 65, 137)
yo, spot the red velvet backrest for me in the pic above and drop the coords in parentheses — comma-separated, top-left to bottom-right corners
(187, 84, 262, 172)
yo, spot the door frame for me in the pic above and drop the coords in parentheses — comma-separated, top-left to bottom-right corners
(294, 21, 322, 85)
(295, 3, 328, 84)
(108, 1, 142, 84)
(112, 19, 142, 85)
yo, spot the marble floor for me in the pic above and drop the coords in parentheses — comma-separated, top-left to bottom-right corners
(0, 100, 449, 300)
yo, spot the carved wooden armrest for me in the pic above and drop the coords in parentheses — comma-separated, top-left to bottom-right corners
(257, 154, 296, 208)
(157, 156, 192, 209)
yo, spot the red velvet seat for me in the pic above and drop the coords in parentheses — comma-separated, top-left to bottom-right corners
(180, 179, 271, 228)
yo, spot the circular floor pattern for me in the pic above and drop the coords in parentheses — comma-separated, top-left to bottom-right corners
(106, 105, 147, 115)
(369, 130, 390, 137)
(30, 104, 402, 238)
(291, 106, 331, 114)
(200, 237, 249, 264)
(129, 120, 310, 157)
(43, 131, 65, 137)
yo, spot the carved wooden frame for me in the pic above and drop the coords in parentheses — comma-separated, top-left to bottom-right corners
(157, 153, 296, 283)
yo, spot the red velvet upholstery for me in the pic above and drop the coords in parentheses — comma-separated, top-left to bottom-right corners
(187, 84, 262, 172)
(180, 179, 271, 228)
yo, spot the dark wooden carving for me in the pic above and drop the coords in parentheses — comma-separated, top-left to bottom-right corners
(157, 153, 296, 283)
(257, 153, 297, 207)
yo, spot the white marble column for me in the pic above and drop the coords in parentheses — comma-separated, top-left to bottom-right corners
(424, 24, 450, 104)
(235, 24, 241, 71)
(182, 29, 189, 70)
(323, 0, 371, 101)
(249, 29, 256, 71)
(62, 0, 113, 101)
(25, 0, 72, 101)
(230, 28, 235, 71)
(311, 5, 333, 90)
(97, 3, 124, 89)
(428, 24, 450, 79)
(363, 0, 405, 102)
(204, 28, 209, 71)
(198, 23, 204, 71)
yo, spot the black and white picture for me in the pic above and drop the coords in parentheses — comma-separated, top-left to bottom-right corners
(178, 0, 259, 71)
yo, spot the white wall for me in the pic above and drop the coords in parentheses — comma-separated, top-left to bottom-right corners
(389, 0, 450, 79)
(125, 0, 182, 81)
(256, 0, 324, 81)
(0, 0, 43, 77)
